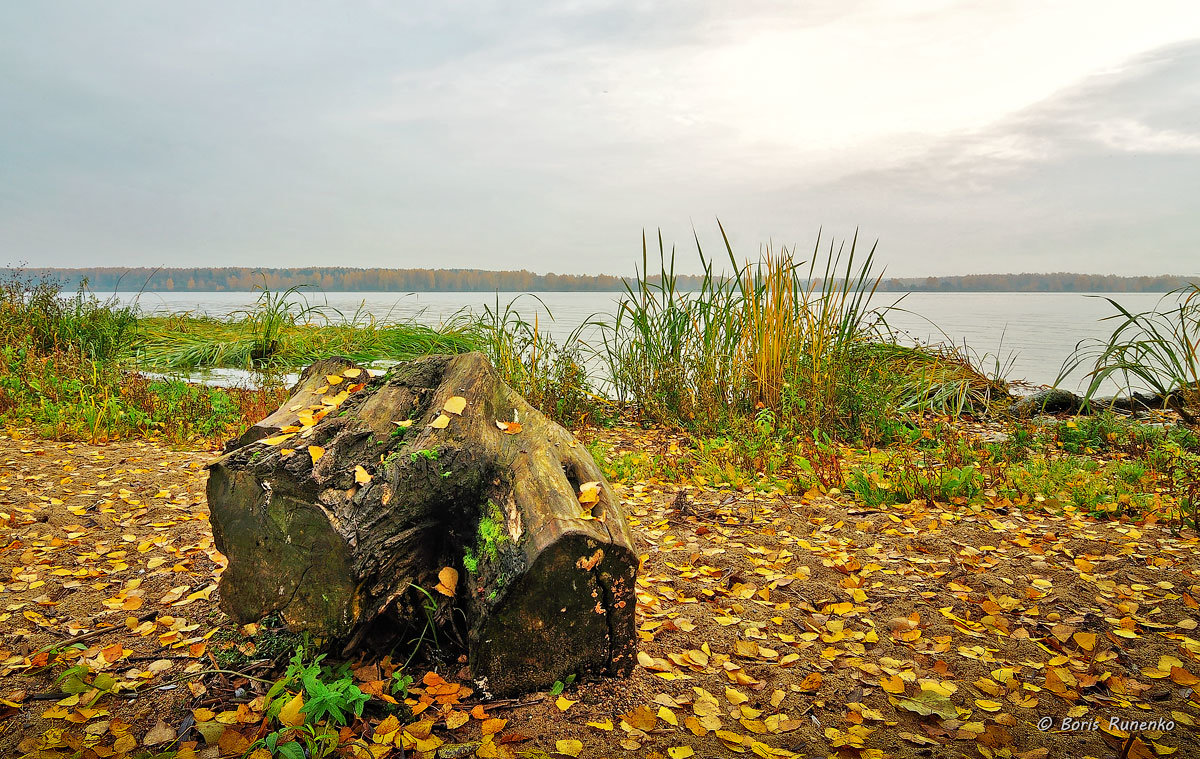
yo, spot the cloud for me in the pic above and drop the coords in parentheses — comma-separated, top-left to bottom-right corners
(0, 2, 1198, 275)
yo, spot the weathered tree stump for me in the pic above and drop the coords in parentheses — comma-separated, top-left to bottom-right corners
(206, 352, 638, 696)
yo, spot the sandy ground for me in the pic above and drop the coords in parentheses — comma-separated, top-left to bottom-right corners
(2, 428, 1198, 758)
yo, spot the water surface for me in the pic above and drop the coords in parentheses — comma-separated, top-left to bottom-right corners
(116, 290, 1176, 393)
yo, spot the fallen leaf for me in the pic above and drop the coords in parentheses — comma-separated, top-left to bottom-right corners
(278, 693, 305, 728)
(444, 396, 467, 415)
(892, 690, 957, 720)
(435, 567, 459, 597)
(144, 720, 176, 746)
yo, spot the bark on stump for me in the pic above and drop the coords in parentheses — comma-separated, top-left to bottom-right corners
(206, 352, 637, 696)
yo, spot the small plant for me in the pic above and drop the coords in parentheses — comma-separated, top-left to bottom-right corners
(470, 293, 605, 428)
(549, 673, 577, 696)
(248, 643, 371, 758)
(390, 669, 414, 698)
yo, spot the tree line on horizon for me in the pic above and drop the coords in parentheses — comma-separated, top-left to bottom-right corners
(23, 266, 1198, 294)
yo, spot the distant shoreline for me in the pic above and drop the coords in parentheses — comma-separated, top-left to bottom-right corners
(22, 267, 1199, 294)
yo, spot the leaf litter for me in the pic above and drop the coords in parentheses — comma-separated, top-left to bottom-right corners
(0, 422, 1198, 758)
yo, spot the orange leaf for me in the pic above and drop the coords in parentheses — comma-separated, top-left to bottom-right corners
(434, 567, 459, 597)
(481, 717, 507, 735)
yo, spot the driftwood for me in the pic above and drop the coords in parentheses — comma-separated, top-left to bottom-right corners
(207, 352, 637, 696)
(1010, 387, 1194, 422)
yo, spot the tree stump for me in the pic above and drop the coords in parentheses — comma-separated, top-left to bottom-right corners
(206, 352, 638, 696)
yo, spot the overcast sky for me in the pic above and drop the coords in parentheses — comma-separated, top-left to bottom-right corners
(3, 2, 1199, 276)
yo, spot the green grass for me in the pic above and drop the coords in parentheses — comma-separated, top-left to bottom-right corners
(134, 289, 481, 372)
(0, 273, 289, 444)
(1058, 284, 1200, 423)
(468, 294, 609, 427)
(0, 271, 138, 363)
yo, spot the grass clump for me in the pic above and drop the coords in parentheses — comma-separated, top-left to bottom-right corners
(0, 271, 137, 363)
(0, 272, 288, 444)
(1059, 284, 1200, 422)
(469, 294, 609, 428)
(599, 224, 1005, 446)
(135, 286, 480, 372)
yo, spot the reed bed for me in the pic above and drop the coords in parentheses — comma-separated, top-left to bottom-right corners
(597, 225, 993, 441)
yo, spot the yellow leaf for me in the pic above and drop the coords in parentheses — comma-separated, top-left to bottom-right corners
(587, 718, 614, 731)
(579, 481, 601, 505)
(481, 717, 507, 735)
(1073, 632, 1096, 651)
(394, 419, 413, 428)
(430, 414, 451, 429)
(308, 446, 325, 464)
(434, 566, 459, 597)
(657, 706, 678, 726)
(342, 367, 362, 378)
(556, 696, 577, 712)
(445, 710, 469, 730)
(556, 739, 583, 757)
(322, 390, 350, 407)
(259, 433, 293, 446)
(725, 687, 748, 705)
(280, 448, 294, 457)
(114, 734, 138, 753)
(326, 374, 344, 385)
(880, 674, 906, 694)
(668, 748, 695, 759)
(354, 466, 371, 484)
(278, 692, 305, 728)
(975, 699, 1003, 712)
(443, 396, 467, 415)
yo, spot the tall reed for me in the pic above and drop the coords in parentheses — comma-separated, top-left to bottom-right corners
(1058, 284, 1200, 423)
(599, 224, 896, 440)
